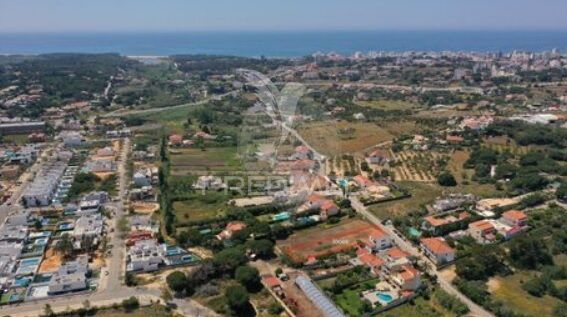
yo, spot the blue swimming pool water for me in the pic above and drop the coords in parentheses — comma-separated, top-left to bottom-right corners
(377, 292, 393, 303)
(20, 258, 40, 267)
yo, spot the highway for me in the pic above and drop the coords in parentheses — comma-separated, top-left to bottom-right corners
(350, 197, 494, 317)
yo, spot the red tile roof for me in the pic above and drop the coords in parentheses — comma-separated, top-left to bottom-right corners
(359, 253, 385, 268)
(502, 210, 527, 222)
(387, 247, 410, 259)
(420, 237, 455, 255)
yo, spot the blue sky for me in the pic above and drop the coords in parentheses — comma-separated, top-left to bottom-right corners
(2, 0, 567, 33)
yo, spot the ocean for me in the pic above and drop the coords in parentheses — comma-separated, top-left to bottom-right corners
(1, 31, 567, 57)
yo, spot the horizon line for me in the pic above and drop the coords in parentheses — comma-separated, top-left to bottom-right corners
(2, 28, 567, 35)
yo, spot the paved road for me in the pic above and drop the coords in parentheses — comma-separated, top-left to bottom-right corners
(350, 197, 494, 317)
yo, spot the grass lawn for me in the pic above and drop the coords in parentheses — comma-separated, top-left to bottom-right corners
(297, 121, 393, 156)
(488, 271, 563, 317)
(332, 279, 379, 317)
(368, 181, 442, 219)
(382, 289, 456, 317)
(173, 193, 228, 224)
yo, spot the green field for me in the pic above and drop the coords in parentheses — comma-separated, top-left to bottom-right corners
(169, 147, 241, 175)
(172, 193, 229, 225)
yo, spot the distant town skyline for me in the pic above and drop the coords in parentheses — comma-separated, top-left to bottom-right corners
(2, 0, 567, 33)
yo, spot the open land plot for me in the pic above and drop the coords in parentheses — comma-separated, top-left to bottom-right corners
(488, 271, 563, 317)
(297, 121, 393, 156)
(378, 119, 421, 137)
(277, 219, 382, 264)
(94, 304, 174, 317)
(169, 147, 241, 176)
(172, 194, 229, 226)
(368, 181, 442, 219)
(483, 136, 533, 155)
(355, 100, 417, 111)
(38, 248, 63, 273)
(447, 150, 499, 198)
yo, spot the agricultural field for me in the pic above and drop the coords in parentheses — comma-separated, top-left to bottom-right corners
(391, 150, 449, 182)
(276, 219, 382, 264)
(169, 147, 241, 176)
(326, 154, 365, 177)
(297, 121, 393, 156)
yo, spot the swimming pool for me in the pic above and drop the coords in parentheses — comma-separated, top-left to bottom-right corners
(377, 292, 393, 303)
(20, 258, 41, 267)
(58, 223, 74, 230)
(408, 227, 422, 238)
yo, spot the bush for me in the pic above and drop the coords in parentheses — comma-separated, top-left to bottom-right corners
(166, 271, 188, 294)
(522, 276, 554, 297)
(438, 171, 457, 187)
(435, 290, 470, 315)
(121, 297, 140, 312)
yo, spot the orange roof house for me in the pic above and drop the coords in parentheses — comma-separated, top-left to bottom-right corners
(359, 253, 385, 268)
(217, 221, 247, 240)
(501, 210, 528, 227)
(420, 237, 456, 265)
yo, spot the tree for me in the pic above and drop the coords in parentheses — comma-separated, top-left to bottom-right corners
(177, 231, 190, 246)
(213, 247, 247, 273)
(246, 239, 274, 259)
(55, 233, 74, 259)
(455, 246, 506, 280)
(271, 224, 289, 239)
(509, 237, 553, 269)
(167, 271, 188, 295)
(226, 285, 250, 310)
(235, 266, 261, 292)
(438, 171, 457, 187)
(557, 182, 567, 202)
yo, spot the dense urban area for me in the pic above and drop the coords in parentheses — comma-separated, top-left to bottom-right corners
(0, 50, 566, 317)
